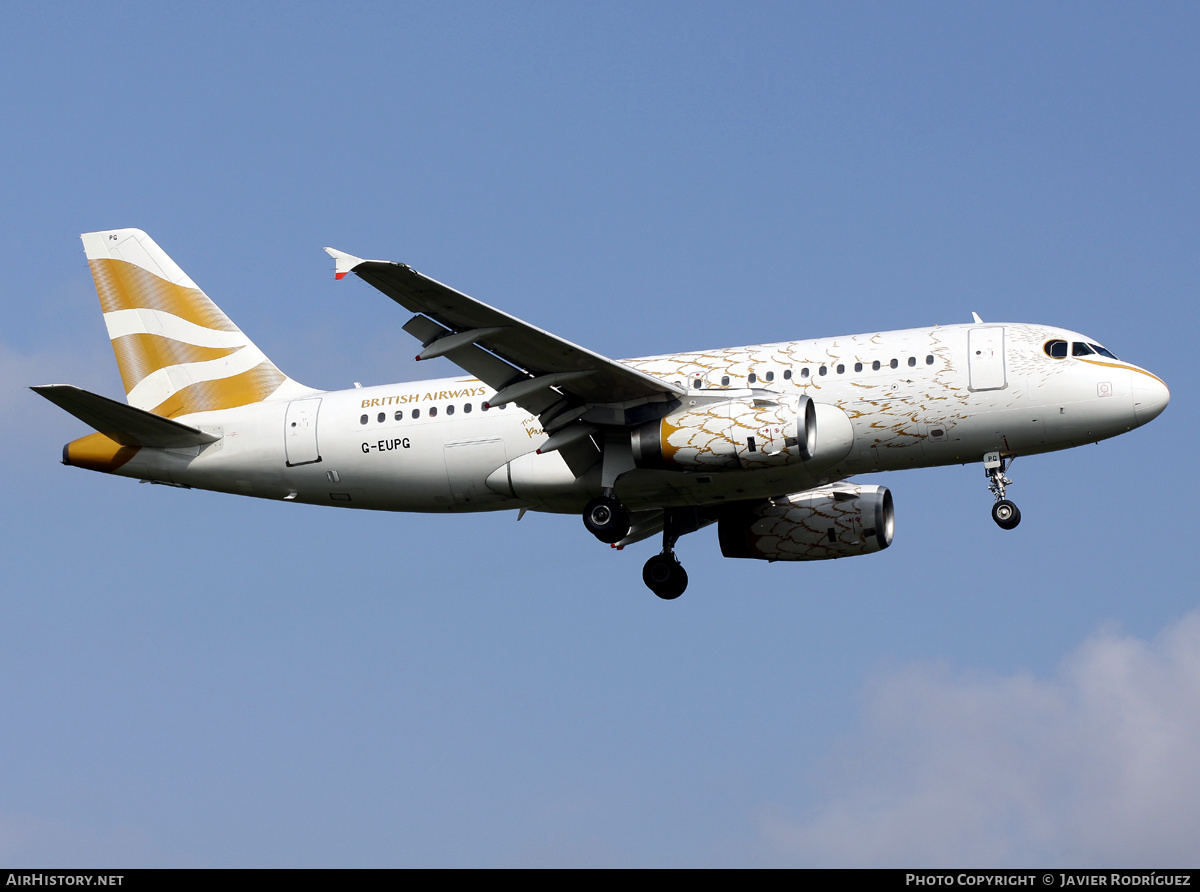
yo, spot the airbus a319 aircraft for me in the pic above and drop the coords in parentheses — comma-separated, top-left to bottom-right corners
(36, 229, 1170, 598)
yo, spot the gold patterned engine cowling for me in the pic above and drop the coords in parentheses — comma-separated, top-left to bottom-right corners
(632, 395, 816, 471)
(718, 484, 894, 561)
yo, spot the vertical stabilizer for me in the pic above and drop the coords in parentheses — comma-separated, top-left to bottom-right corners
(81, 228, 310, 418)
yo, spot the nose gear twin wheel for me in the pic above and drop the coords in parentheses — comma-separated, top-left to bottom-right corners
(643, 552, 688, 600)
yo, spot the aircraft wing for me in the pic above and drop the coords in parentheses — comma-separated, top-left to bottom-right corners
(326, 249, 685, 410)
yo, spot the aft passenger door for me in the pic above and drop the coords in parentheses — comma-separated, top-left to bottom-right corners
(284, 398, 322, 466)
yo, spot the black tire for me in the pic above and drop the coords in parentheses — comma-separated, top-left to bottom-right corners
(582, 495, 631, 544)
(642, 553, 688, 600)
(992, 499, 1021, 530)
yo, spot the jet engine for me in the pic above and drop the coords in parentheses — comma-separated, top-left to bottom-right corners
(632, 394, 817, 471)
(717, 483, 894, 561)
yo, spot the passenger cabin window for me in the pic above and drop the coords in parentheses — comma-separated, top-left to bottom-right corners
(693, 379, 702, 389)
(800, 368, 809, 378)
(377, 412, 385, 423)
(784, 369, 793, 380)
(748, 372, 757, 384)
(926, 355, 934, 365)
(854, 362, 863, 372)
(464, 403, 472, 413)
(446, 405, 455, 415)
(908, 357, 916, 367)
(872, 360, 880, 371)
(890, 359, 898, 369)
(819, 366, 827, 376)
(765, 371, 774, 382)
(412, 409, 420, 419)
(394, 411, 403, 421)
(429, 407, 438, 417)
(360, 414, 368, 425)
(720, 375, 730, 386)
(1045, 340, 1068, 359)
(836, 364, 845, 374)
(1072, 342, 1095, 357)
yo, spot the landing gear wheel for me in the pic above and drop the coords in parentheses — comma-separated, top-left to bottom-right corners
(992, 499, 1021, 530)
(583, 494, 631, 544)
(643, 553, 688, 600)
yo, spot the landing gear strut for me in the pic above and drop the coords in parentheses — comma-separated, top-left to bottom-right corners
(984, 451, 1021, 530)
(642, 507, 699, 600)
(583, 491, 630, 544)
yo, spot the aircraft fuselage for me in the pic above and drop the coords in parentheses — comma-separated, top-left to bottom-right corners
(72, 321, 1167, 514)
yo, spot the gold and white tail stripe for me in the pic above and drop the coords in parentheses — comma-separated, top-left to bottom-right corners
(81, 229, 308, 418)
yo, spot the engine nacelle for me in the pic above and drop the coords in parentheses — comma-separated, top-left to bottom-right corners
(632, 394, 817, 471)
(718, 483, 894, 561)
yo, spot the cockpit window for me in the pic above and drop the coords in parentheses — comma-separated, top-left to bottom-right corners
(1044, 339, 1068, 359)
(1051, 339, 1120, 360)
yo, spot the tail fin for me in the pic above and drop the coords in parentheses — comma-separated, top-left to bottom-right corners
(81, 228, 310, 418)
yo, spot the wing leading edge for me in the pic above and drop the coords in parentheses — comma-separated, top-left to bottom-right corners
(325, 249, 685, 414)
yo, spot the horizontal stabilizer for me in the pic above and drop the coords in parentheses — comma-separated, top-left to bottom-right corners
(31, 385, 219, 448)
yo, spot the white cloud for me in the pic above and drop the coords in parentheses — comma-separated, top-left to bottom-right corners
(762, 611, 1200, 866)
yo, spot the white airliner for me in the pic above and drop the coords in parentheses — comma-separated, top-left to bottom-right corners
(35, 229, 1170, 598)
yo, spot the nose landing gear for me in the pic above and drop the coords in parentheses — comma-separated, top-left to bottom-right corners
(984, 451, 1021, 530)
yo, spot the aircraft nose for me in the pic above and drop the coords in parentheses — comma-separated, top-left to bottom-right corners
(1132, 372, 1170, 426)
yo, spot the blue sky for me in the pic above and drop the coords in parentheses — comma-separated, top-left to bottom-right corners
(1, 2, 1197, 866)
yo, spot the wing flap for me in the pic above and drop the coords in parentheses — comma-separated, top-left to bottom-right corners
(32, 385, 219, 448)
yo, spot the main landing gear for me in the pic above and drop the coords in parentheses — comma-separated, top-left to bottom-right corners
(583, 491, 631, 544)
(643, 552, 688, 600)
(984, 451, 1021, 530)
(642, 507, 699, 600)
(581, 495, 697, 600)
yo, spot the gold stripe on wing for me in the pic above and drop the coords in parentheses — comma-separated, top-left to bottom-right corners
(89, 258, 240, 332)
(111, 334, 242, 395)
(151, 361, 288, 418)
